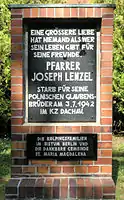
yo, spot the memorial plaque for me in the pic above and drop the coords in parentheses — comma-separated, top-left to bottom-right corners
(27, 134, 97, 160)
(27, 22, 96, 122)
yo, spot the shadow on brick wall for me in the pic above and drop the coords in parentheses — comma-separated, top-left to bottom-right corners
(112, 159, 119, 185)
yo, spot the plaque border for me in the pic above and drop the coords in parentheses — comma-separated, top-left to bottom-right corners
(26, 133, 97, 161)
(24, 19, 100, 125)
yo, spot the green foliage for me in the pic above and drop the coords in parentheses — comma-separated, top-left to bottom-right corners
(0, 138, 11, 200)
(92, 0, 124, 129)
(0, 2, 11, 131)
(113, 0, 124, 114)
(0, 138, 11, 178)
(112, 136, 124, 200)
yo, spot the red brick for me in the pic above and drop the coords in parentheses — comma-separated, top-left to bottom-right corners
(11, 19, 22, 27)
(81, 126, 93, 132)
(47, 8, 54, 17)
(57, 161, 79, 165)
(12, 142, 25, 149)
(101, 27, 113, 35)
(88, 166, 99, 173)
(100, 94, 112, 101)
(11, 118, 23, 125)
(40, 8, 46, 17)
(101, 109, 112, 117)
(56, 126, 80, 133)
(55, 8, 63, 17)
(101, 77, 112, 84)
(11, 27, 23, 35)
(102, 18, 113, 26)
(102, 178, 115, 186)
(45, 178, 52, 198)
(11, 126, 29, 133)
(50, 166, 61, 173)
(98, 134, 101, 141)
(71, 8, 78, 17)
(63, 167, 74, 173)
(45, 178, 52, 185)
(11, 36, 22, 43)
(23, 167, 35, 174)
(101, 43, 113, 51)
(95, 8, 101, 17)
(101, 150, 112, 157)
(11, 60, 22, 68)
(101, 35, 113, 43)
(77, 178, 85, 198)
(101, 118, 112, 125)
(101, 134, 112, 141)
(101, 69, 112, 76)
(94, 158, 112, 165)
(11, 167, 22, 174)
(101, 52, 113, 61)
(23, 8, 30, 17)
(102, 8, 114, 15)
(11, 110, 23, 117)
(101, 61, 113, 68)
(30, 126, 55, 133)
(60, 179, 68, 198)
(98, 149, 101, 156)
(12, 9, 22, 15)
(85, 178, 93, 198)
(82, 160, 93, 165)
(11, 44, 22, 52)
(37, 167, 48, 174)
(11, 93, 23, 101)
(11, 86, 23, 93)
(12, 150, 23, 157)
(12, 134, 23, 141)
(103, 14, 114, 18)
(93, 126, 100, 133)
(101, 85, 112, 93)
(11, 53, 22, 60)
(11, 102, 23, 109)
(31, 8, 39, 17)
(101, 126, 112, 133)
(87, 8, 93, 17)
(11, 14, 22, 19)
(11, 77, 23, 85)
(64, 8, 70, 17)
(101, 166, 112, 173)
(75, 166, 87, 173)
(31, 160, 55, 165)
(103, 186, 115, 193)
(93, 179, 102, 198)
(101, 102, 112, 109)
(98, 142, 112, 149)
(69, 179, 76, 198)
(78, 8, 85, 17)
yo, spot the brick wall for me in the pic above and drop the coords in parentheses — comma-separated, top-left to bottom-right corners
(11, 5, 114, 178)
(5, 3, 116, 200)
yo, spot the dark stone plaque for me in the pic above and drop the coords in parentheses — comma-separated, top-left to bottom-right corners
(27, 134, 97, 160)
(27, 20, 96, 122)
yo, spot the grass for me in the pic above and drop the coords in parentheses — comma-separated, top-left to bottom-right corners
(0, 138, 11, 200)
(112, 135, 124, 200)
(0, 136, 124, 199)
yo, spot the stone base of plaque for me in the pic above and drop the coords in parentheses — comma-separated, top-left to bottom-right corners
(5, 177, 115, 200)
